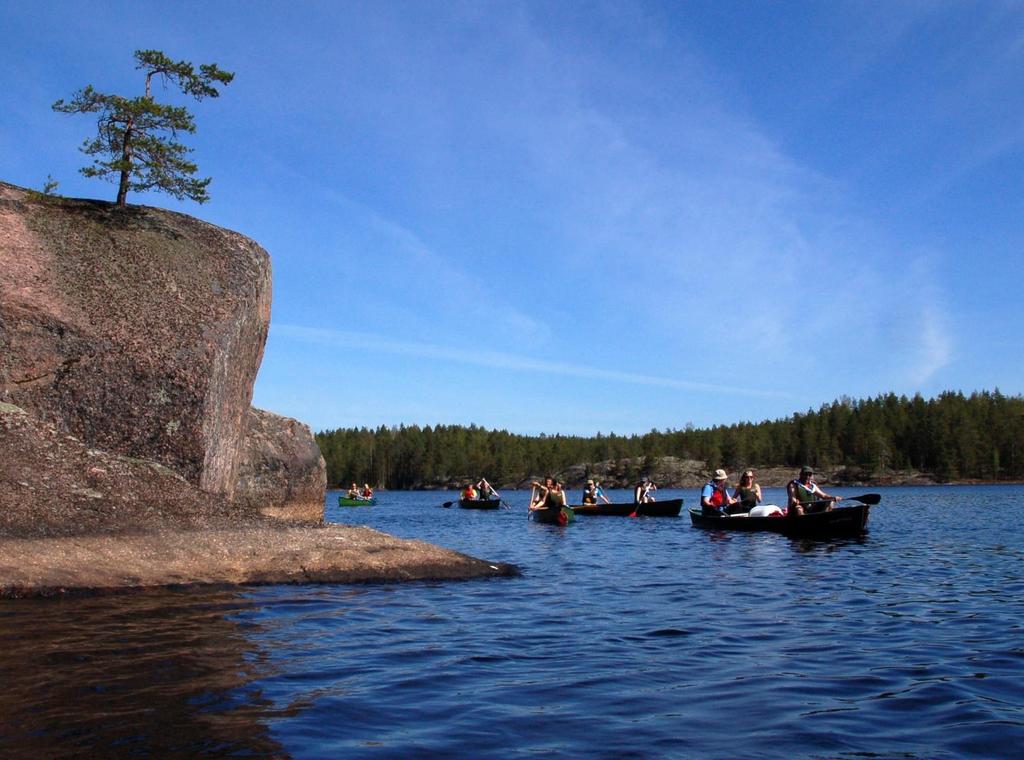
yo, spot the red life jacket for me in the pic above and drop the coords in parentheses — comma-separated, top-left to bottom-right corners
(707, 482, 727, 507)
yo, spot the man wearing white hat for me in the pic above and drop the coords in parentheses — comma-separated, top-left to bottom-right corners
(700, 469, 738, 516)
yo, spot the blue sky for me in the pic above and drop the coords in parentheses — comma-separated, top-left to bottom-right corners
(3, 1, 1022, 435)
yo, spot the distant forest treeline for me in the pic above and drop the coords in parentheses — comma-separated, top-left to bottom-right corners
(315, 390, 1024, 489)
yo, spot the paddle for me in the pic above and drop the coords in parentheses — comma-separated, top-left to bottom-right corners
(629, 483, 651, 518)
(527, 485, 537, 520)
(803, 493, 881, 512)
(480, 480, 510, 508)
(441, 500, 455, 508)
(809, 493, 880, 508)
(843, 493, 881, 505)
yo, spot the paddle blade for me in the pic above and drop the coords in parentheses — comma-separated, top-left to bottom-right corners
(441, 501, 454, 508)
(849, 493, 881, 505)
(847, 493, 880, 505)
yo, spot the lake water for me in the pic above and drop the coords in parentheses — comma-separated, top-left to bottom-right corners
(2, 485, 1023, 758)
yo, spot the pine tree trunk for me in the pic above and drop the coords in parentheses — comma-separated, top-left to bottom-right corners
(116, 124, 134, 206)
(116, 172, 130, 206)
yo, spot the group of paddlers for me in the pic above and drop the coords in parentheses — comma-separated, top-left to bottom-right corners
(346, 482, 374, 501)
(527, 475, 658, 517)
(461, 466, 837, 520)
(461, 478, 498, 501)
(699, 465, 838, 517)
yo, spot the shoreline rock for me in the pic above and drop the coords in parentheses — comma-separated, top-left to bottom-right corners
(234, 407, 328, 523)
(0, 525, 518, 598)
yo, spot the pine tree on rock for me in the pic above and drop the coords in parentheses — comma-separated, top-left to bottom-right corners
(53, 49, 234, 206)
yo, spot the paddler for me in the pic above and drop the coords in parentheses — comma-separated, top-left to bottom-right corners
(530, 476, 566, 518)
(732, 470, 763, 510)
(786, 466, 838, 515)
(700, 469, 738, 516)
(633, 476, 656, 504)
(581, 479, 610, 505)
(476, 478, 495, 500)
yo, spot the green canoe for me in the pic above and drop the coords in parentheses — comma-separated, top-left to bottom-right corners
(339, 496, 376, 507)
(530, 506, 575, 525)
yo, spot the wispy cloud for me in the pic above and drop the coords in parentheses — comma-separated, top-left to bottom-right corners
(317, 185, 553, 350)
(466, 6, 958, 390)
(274, 323, 791, 399)
(893, 255, 954, 386)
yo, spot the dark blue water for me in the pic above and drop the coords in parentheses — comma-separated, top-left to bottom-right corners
(2, 486, 1023, 758)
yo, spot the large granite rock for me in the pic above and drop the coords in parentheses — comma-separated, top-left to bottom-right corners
(235, 407, 327, 523)
(0, 182, 270, 497)
(0, 181, 515, 595)
(0, 184, 314, 531)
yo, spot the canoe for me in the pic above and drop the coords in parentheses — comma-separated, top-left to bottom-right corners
(338, 496, 375, 507)
(570, 498, 683, 517)
(688, 503, 870, 538)
(458, 497, 501, 510)
(529, 506, 575, 525)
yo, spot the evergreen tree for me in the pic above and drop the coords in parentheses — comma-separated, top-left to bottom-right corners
(53, 49, 233, 206)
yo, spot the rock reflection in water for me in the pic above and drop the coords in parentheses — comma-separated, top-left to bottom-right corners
(0, 590, 284, 757)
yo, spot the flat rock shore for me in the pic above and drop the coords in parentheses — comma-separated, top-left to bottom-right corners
(0, 524, 517, 598)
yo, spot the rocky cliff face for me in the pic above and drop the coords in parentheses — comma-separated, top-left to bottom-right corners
(0, 181, 324, 532)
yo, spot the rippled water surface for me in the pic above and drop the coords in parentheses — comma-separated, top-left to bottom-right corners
(2, 486, 1023, 758)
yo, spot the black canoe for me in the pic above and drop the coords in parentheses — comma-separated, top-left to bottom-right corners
(688, 503, 870, 538)
(458, 497, 501, 510)
(570, 498, 683, 517)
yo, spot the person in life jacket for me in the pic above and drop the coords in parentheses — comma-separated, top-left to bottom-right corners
(462, 483, 478, 501)
(700, 469, 738, 516)
(362, 483, 374, 500)
(633, 476, 657, 504)
(786, 466, 838, 516)
(582, 479, 611, 505)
